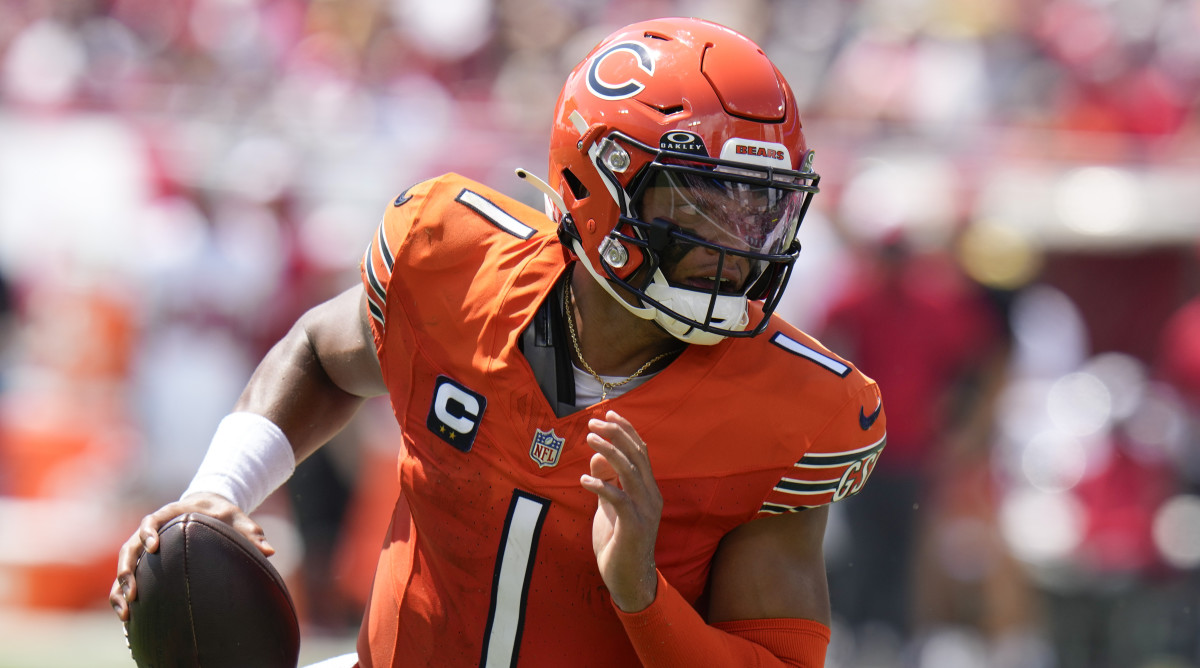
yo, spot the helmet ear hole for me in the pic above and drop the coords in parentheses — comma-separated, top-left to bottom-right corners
(562, 168, 590, 201)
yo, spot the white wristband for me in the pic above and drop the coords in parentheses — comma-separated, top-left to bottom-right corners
(181, 412, 297, 512)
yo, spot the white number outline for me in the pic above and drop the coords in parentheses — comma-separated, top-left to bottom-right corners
(479, 490, 551, 667)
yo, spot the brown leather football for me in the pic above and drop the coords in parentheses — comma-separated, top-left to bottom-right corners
(125, 512, 300, 667)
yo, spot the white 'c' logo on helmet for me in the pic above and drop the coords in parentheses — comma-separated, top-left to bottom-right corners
(586, 41, 655, 100)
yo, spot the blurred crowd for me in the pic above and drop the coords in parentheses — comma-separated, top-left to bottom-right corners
(1, 1, 1199, 667)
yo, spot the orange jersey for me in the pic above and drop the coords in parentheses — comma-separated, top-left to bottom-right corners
(357, 174, 886, 667)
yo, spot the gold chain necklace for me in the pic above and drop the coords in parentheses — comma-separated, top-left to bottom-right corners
(563, 280, 678, 401)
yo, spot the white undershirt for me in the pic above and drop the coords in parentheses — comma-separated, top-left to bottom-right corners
(571, 364, 658, 407)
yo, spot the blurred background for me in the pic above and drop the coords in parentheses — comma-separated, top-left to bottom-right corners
(1, 0, 1199, 666)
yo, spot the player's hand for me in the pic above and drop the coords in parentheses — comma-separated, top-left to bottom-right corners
(580, 410, 662, 613)
(109, 492, 273, 621)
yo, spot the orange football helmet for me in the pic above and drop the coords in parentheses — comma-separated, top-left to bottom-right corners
(531, 17, 819, 344)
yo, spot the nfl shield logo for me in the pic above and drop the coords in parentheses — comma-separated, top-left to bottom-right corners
(529, 428, 565, 468)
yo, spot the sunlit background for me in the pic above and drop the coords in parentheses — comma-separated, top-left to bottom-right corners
(1, 0, 1199, 666)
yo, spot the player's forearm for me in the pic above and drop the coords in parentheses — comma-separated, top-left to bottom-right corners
(616, 571, 830, 668)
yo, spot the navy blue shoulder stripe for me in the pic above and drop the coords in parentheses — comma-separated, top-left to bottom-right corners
(774, 479, 838, 494)
(797, 436, 887, 468)
(364, 256, 387, 306)
(376, 223, 394, 272)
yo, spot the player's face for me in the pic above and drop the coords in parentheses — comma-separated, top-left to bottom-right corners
(637, 170, 802, 294)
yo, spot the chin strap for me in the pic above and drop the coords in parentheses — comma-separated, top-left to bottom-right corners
(574, 239, 744, 346)
(571, 239, 658, 321)
(645, 279, 747, 345)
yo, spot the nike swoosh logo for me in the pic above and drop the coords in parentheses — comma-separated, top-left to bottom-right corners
(859, 401, 882, 430)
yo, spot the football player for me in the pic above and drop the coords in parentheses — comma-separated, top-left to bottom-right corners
(112, 17, 886, 667)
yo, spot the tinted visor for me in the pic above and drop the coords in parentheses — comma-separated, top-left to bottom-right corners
(628, 166, 805, 294)
(635, 168, 804, 256)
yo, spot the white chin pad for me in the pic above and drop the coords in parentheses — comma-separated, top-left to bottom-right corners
(644, 282, 749, 345)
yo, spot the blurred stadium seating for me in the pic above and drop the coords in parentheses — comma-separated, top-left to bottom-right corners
(1, 1, 1199, 667)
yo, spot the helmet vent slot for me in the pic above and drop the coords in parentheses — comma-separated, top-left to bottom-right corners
(637, 101, 684, 116)
(562, 168, 590, 201)
(643, 31, 672, 41)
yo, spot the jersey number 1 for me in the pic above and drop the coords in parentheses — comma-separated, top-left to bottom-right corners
(479, 490, 551, 667)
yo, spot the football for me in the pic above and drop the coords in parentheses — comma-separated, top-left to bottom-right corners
(125, 512, 301, 668)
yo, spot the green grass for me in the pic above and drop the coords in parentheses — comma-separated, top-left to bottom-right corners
(0, 607, 357, 668)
